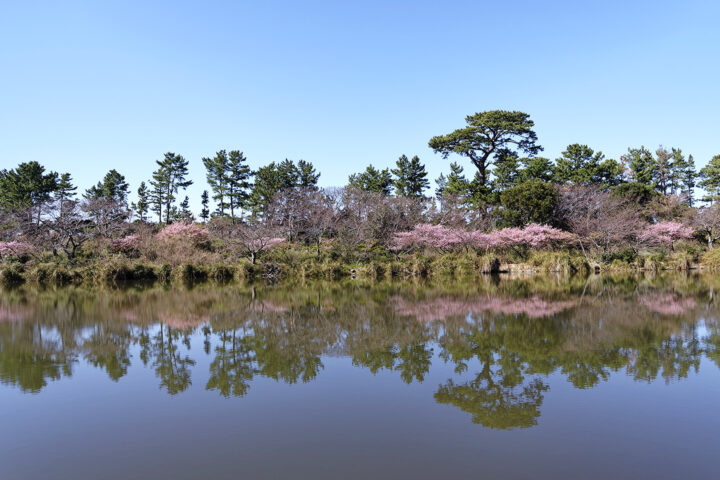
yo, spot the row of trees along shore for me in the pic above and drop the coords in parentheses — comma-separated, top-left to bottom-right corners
(3, 110, 720, 279)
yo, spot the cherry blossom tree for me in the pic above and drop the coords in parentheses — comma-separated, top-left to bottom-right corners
(392, 223, 575, 254)
(391, 224, 460, 251)
(109, 234, 142, 256)
(638, 221, 693, 250)
(157, 222, 210, 246)
(0, 241, 33, 259)
(490, 224, 576, 249)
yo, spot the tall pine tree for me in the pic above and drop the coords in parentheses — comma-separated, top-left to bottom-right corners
(54, 173, 77, 213)
(554, 144, 613, 186)
(622, 146, 656, 186)
(200, 190, 210, 223)
(435, 162, 471, 198)
(150, 152, 192, 223)
(297, 159, 320, 188)
(131, 181, 150, 221)
(666, 148, 696, 203)
(226, 150, 252, 221)
(682, 154, 697, 204)
(178, 196, 193, 222)
(392, 155, 429, 197)
(202, 150, 231, 216)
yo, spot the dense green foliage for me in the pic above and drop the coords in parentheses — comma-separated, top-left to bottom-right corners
(392, 155, 429, 197)
(85, 169, 129, 203)
(0, 161, 58, 213)
(348, 165, 393, 195)
(699, 154, 720, 202)
(248, 159, 319, 215)
(554, 144, 623, 187)
(499, 179, 558, 227)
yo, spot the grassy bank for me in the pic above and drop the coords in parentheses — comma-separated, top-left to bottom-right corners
(1, 244, 717, 288)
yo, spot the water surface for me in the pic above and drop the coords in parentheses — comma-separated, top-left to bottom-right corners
(1, 274, 719, 479)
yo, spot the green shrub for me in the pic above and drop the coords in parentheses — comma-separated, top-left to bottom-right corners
(607, 259, 634, 272)
(432, 255, 457, 276)
(173, 264, 208, 283)
(499, 179, 558, 227)
(388, 261, 404, 278)
(98, 262, 157, 283)
(299, 260, 346, 280)
(130, 263, 158, 281)
(323, 262, 346, 279)
(411, 256, 431, 277)
(208, 264, 235, 281)
(528, 251, 589, 274)
(601, 248, 637, 264)
(235, 260, 256, 280)
(99, 262, 132, 283)
(700, 249, 720, 269)
(641, 252, 666, 271)
(0, 263, 25, 285)
(366, 262, 385, 279)
(156, 264, 173, 282)
(667, 251, 695, 270)
(26, 263, 78, 285)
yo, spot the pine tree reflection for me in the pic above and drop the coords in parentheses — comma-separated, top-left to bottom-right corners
(139, 323, 195, 395)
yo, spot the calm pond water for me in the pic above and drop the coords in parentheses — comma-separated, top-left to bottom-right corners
(1, 274, 719, 479)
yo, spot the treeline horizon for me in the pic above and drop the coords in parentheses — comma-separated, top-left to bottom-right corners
(3, 110, 720, 224)
(3, 109, 720, 273)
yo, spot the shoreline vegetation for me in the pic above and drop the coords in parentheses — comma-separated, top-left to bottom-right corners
(0, 245, 717, 288)
(3, 109, 720, 288)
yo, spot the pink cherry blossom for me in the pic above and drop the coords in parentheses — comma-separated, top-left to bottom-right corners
(491, 224, 576, 248)
(391, 224, 461, 250)
(156, 222, 210, 245)
(391, 223, 575, 251)
(0, 241, 33, 258)
(110, 234, 141, 253)
(638, 221, 694, 246)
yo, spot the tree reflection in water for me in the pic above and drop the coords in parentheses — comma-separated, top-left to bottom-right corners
(139, 323, 196, 395)
(1, 273, 719, 428)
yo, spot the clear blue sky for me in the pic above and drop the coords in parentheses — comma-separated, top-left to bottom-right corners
(1, 0, 719, 210)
